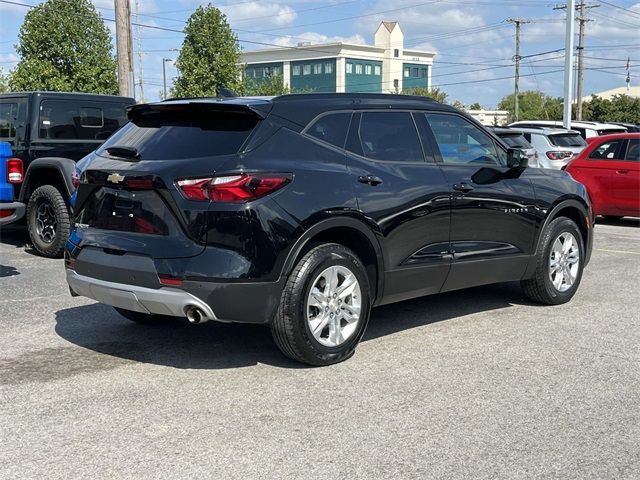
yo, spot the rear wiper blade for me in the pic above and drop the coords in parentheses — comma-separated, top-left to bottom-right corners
(106, 145, 140, 159)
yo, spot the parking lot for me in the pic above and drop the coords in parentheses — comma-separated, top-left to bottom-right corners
(0, 219, 638, 479)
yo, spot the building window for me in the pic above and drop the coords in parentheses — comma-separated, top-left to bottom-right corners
(394, 49, 399, 57)
(374, 65, 381, 76)
(404, 67, 410, 78)
(325, 63, 333, 74)
(292, 65, 301, 76)
(313, 63, 322, 74)
(412, 67, 419, 77)
(263, 67, 271, 77)
(420, 68, 427, 78)
(365, 64, 372, 75)
(346, 62, 353, 74)
(273, 66, 281, 76)
(303, 64, 311, 75)
(393, 79, 399, 88)
(355, 64, 363, 74)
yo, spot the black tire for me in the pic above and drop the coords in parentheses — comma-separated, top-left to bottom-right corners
(521, 217, 585, 305)
(26, 184, 70, 258)
(271, 243, 371, 366)
(114, 307, 178, 325)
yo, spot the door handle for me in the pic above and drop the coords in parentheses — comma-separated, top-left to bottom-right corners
(452, 182, 474, 193)
(358, 175, 383, 186)
(617, 170, 629, 174)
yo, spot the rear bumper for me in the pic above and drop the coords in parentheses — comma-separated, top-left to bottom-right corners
(0, 201, 26, 226)
(67, 269, 217, 320)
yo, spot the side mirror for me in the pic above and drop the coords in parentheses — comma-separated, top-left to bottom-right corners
(507, 148, 528, 169)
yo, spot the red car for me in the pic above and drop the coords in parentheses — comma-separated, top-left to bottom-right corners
(565, 133, 639, 219)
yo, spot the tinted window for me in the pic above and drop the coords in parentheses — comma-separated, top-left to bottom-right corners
(306, 112, 351, 148)
(357, 112, 423, 162)
(39, 100, 129, 140)
(548, 133, 586, 147)
(625, 139, 639, 161)
(499, 133, 532, 149)
(425, 113, 502, 165)
(589, 139, 625, 160)
(97, 109, 259, 160)
(0, 102, 17, 139)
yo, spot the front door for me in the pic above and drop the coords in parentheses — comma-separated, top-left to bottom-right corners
(419, 112, 538, 292)
(345, 111, 451, 304)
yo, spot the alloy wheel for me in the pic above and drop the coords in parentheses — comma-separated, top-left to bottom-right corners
(548, 231, 580, 292)
(35, 200, 57, 244)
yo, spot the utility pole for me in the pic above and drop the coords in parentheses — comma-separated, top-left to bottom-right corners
(114, 0, 133, 97)
(507, 18, 530, 121)
(562, 0, 576, 129)
(162, 58, 172, 100)
(576, 2, 599, 119)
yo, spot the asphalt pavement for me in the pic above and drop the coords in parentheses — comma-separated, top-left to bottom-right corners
(1, 219, 639, 479)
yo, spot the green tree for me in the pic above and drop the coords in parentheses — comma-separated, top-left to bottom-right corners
(9, 0, 117, 94)
(451, 99, 466, 110)
(469, 102, 482, 110)
(0, 69, 9, 93)
(582, 94, 640, 123)
(498, 90, 563, 122)
(173, 4, 242, 97)
(241, 75, 290, 96)
(402, 86, 448, 103)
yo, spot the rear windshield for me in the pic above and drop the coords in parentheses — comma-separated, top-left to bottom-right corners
(549, 133, 587, 147)
(597, 128, 626, 136)
(97, 109, 260, 160)
(498, 133, 532, 149)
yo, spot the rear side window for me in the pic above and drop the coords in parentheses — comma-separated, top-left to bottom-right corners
(549, 133, 587, 147)
(357, 112, 423, 162)
(499, 134, 531, 149)
(589, 139, 625, 160)
(38, 100, 129, 140)
(98, 109, 259, 160)
(625, 139, 639, 161)
(425, 113, 502, 166)
(0, 102, 17, 139)
(306, 112, 351, 148)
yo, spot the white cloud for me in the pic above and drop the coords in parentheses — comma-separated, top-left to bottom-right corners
(269, 31, 366, 47)
(222, 2, 297, 28)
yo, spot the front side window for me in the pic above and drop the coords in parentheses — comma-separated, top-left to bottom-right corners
(0, 102, 17, 139)
(39, 100, 128, 140)
(306, 112, 351, 148)
(626, 139, 639, 161)
(292, 65, 301, 76)
(346, 63, 353, 74)
(357, 112, 424, 162)
(355, 64, 363, 75)
(425, 113, 502, 166)
(589, 139, 625, 160)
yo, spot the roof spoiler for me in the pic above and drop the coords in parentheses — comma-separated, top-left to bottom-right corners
(128, 101, 268, 121)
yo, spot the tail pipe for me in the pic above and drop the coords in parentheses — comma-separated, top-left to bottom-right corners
(185, 305, 209, 324)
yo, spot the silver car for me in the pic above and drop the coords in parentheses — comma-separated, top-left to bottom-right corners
(510, 127, 586, 170)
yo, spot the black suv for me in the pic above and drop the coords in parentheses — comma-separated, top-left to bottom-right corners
(66, 94, 593, 366)
(0, 91, 134, 257)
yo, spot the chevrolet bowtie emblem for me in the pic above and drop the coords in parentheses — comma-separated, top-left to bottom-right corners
(107, 173, 125, 184)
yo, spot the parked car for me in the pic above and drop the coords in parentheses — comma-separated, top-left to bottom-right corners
(564, 133, 639, 220)
(0, 141, 25, 225)
(0, 91, 135, 257)
(488, 127, 539, 167)
(66, 94, 593, 366)
(609, 122, 640, 133)
(514, 127, 586, 169)
(509, 120, 627, 140)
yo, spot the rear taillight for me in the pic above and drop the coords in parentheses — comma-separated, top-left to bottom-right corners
(546, 151, 573, 161)
(177, 173, 292, 203)
(7, 158, 23, 184)
(0, 209, 14, 219)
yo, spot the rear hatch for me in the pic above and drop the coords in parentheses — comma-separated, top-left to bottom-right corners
(72, 101, 266, 259)
(548, 131, 587, 156)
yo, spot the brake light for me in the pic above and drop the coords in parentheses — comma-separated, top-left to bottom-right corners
(177, 173, 292, 202)
(546, 151, 573, 161)
(0, 209, 14, 219)
(7, 158, 23, 183)
(158, 275, 183, 286)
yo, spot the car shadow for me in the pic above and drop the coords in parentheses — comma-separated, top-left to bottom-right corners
(596, 216, 640, 228)
(54, 282, 531, 370)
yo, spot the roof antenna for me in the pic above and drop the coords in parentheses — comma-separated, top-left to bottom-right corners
(216, 86, 238, 98)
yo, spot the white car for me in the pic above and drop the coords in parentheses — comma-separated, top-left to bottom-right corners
(513, 127, 587, 169)
(509, 120, 626, 140)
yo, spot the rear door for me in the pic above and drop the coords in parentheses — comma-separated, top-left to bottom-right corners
(618, 138, 640, 215)
(420, 112, 537, 292)
(346, 110, 451, 304)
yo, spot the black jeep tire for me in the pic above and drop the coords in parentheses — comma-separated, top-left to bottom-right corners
(271, 243, 371, 366)
(114, 307, 178, 325)
(26, 184, 70, 258)
(521, 217, 585, 305)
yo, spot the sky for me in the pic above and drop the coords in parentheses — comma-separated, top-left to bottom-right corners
(0, 0, 639, 107)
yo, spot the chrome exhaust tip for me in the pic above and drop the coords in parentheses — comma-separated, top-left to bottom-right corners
(185, 306, 208, 324)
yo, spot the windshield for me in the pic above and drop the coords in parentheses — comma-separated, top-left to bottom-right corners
(549, 133, 587, 147)
(499, 134, 532, 149)
(97, 109, 260, 160)
(598, 128, 626, 136)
